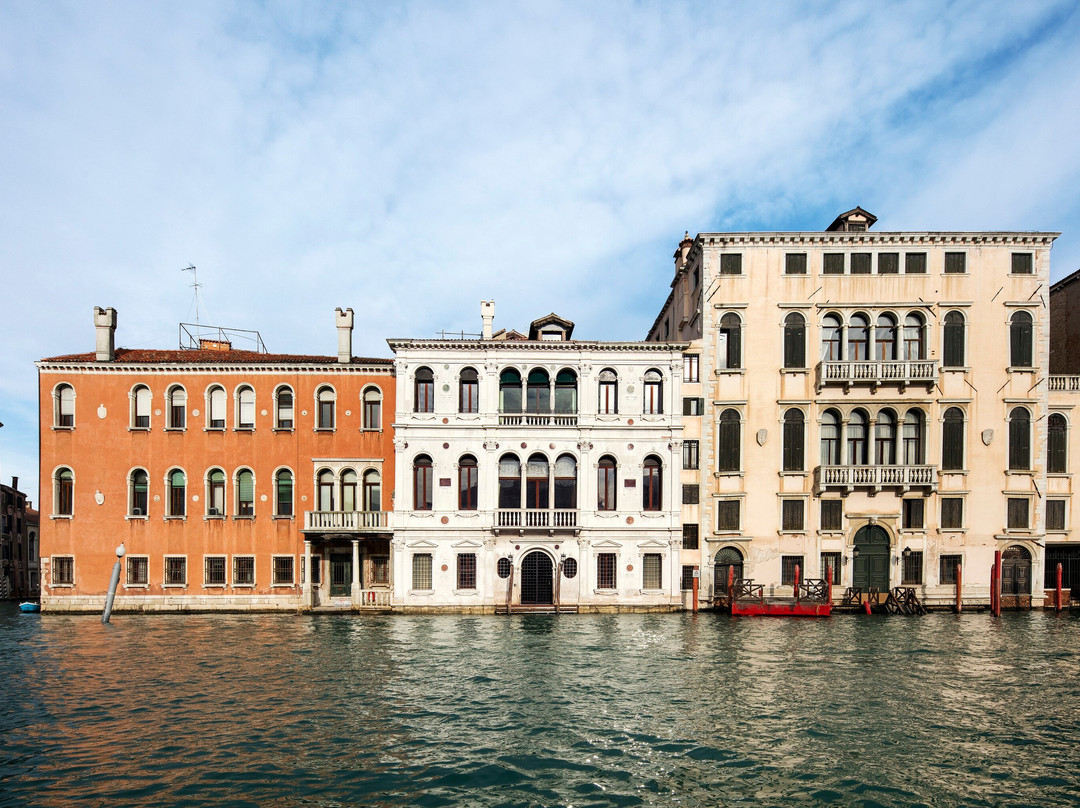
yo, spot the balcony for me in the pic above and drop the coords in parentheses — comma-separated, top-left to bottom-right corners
(303, 510, 388, 534)
(816, 360, 938, 392)
(495, 508, 579, 530)
(813, 464, 937, 494)
(1049, 376, 1080, 392)
(498, 413, 579, 427)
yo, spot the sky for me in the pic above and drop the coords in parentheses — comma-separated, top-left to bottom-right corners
(3, 0, 1080, 502)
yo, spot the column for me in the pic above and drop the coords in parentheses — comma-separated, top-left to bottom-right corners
(351, 538, 361, 605)
(303, 539, 312, 609)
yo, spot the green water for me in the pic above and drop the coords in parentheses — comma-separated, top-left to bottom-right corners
(2, 608, 1078, 807)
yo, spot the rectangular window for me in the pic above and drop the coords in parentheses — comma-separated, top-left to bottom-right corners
(941, 498, 964, 529)
(877, 252, 899, 274)
(905, 253, 927, 274)
(456, 553, 477, 590)
(785, 253, 807, 275)
(902, 498, 925, 530)
(642, 553, 662, 589)
(412, 554, 432, 590)
(682, 484, 700, 505)
(304, 555, 322, 585)
(125, 556, 148, 586)
(204, 556, 226, 586)
(1047, 499, 1067, 531)
(820, 552, 841, 584)
(233, 555, 255, 586)
(781, 555, 804, 585)
(1007, 497, 1030, 530)
(681, 565, 696, 591)
(902, 551, 924, 585)
(944, 252, 967, 274)
(781, 499, 804, 531)
(719, 254, 742, 275)
(821, 500, 843, 531)
(682, 440, 699, 470)
(823, 253, 844, 275)
(940, 554, 962, 585)
(850, 253, 871, 274)
(52, 556, 74, 585)
(597, 553, 617, 589)
(1011, 253, 1033, 274)
(372, 555, 390, 585)
(682, 397, 704, 416)
(682, 524, 699, 550)
(717, 499, 740, 532)
(273, 556, 294, 585)
(164, 556, 187, 586)
(683, 354, 699, 383)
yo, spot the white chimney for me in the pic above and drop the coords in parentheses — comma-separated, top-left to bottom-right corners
(481, 300, 495, 340)
(335, 307, 354, 363)
(94, 306, 116, 362)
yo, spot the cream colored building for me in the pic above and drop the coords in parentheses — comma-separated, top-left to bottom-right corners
(649, 208, 1060, 608)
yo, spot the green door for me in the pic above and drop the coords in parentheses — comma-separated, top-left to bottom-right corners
(853, 525, 890, 590)
(329, 553, 352, 597)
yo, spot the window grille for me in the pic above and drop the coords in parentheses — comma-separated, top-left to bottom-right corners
(940, 555, 962, 585)
(457, 553, 477, 589)
(682, 524, 699, 550)
(642, 554, 662, 589)
(204, 556, 226, 586)
(902, 551, 924, 585)
(681, 565, 696, 591)
(233, 556, 255, 586)
(273, 556, 294, 585)
(820, 552, 841, 584)
(781, 555, 804, 585)
(412, 554, 433, 590)
(52, 556, 74, 585)
(165, 556, 187, 586)
(682, 440, 699, 470)
(597, 553, 617, 589)
(562, 558, 577, 579)
(126, 556, 148, 586)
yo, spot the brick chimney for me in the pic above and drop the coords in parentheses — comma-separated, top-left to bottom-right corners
(336, 307, 354, 363)
(94, 307, 116, 362)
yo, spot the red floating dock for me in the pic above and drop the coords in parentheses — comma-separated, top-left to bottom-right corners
(730, 599, 832, 617)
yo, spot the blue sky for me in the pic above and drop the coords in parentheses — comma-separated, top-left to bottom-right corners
(3, 0, 1080, 500)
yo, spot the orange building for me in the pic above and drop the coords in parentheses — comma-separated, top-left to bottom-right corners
(38, 307, 395, 612)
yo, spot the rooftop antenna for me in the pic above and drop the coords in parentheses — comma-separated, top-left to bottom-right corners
(181, 264, 203, 324)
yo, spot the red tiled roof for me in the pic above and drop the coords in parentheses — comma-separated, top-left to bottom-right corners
(40, 348, 392, 365)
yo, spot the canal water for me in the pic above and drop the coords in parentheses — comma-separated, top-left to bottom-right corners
(2, 607, 1079, 808)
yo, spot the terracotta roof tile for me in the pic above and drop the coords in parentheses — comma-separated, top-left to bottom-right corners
(40, 348, 392, 365)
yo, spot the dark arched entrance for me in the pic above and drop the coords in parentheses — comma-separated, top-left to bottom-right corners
(1001, 546, 1032, 597)
(713, 547, 744, 597)
(520, 551, 554, 605)
(853, 525, 890, 590)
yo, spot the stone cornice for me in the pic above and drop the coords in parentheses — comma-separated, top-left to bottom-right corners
(386, 339, 689, 353)
(36, 362, 395, 375)
(694, 232, 1059, 247)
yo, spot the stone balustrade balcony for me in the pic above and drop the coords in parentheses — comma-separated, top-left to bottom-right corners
(816, 359, 938, 392)
(813, 464, 937, 494)
(495, 508, 579, 531)
(303, 510, 388, 533)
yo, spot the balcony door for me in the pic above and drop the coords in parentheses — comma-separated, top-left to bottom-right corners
(852, 525, 889, 590)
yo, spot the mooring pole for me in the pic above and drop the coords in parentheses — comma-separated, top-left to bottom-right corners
(1056, 562, 1063, 613)
(955, 563, 962, 614)
(102, 543, 125, 624)
(993, 549, 1003, 617)
(727, 564, 735, 606)
(825, 564, 832, 604)
(794, 564, 801, 603)
(691, 566, 699, 612)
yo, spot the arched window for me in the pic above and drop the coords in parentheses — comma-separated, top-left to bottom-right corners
(719, 313, 742, 369)
(903, 410, 925, 465)
(526, 454, 549, 510)
(132, 385, 151, 429)
(876, 314, 898, 361)
(341, 469, 358, 511)
(643, 369, 663, 415)
(598, 369, 618, 414)
(848, 314, 870, 361)
(642, 456, 662, 511)
(167, 385, 187, 429)
(317, 469, 336, 511)
(459, 368, 479, 414)
(130, 469, 149, 516)
(167, 469, 186, 516)
(236, 385, 255, 429)
(718, 409, 741, 472)
(363, 470, 381, 511)
(207, 469, 226, 515)
(783, 409, 805, 472)
(783, 313, 805, 369)
(498, 455, 521, 509)
(554, 370, 578, 414)
(413, 456, 433, 510)
(943, 311, 965, 368)
(875, 410, 897, 465)
(499, 369, 522, 413)
(275, 386, 294, 430)
(1010, 311, 1033, 368)
(820, 409, 842, 465)
(1009, 407, 1032, 471)
(208, 385, 226, 429)
(363, 387, 382, 430)
(414, 368, 434, 413)
(821, 314, 842, 361)
(236, 469, 254, 516)
(598, 456, 617, 511)
(54, 383, 75, 427)
(1048, 414, 1068, 473)
(526, 369, 550, 414)
(847, 410, 869, 465)
(554, 454, 577, 510)
(942, 407, 965, 470)
(55, 468, 74, 515)
(275, 469, 293, 516)
(903, 313, 925, 360)
(459, 456, 478, 510)
(316, 386, 336, 429)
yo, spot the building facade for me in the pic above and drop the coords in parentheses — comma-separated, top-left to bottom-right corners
(649, 208, 1060, 608)
(1, 477, 38, 600)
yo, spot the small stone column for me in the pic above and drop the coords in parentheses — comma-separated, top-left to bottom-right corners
(351, 539, 361, 605)
(303, 540, 313, 609)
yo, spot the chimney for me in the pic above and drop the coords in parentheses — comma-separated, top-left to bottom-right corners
(335, 307, 354, 363)
(674, 231, 693, 273)
(481, 300, 495, 340)
(94, 306, 116, 362)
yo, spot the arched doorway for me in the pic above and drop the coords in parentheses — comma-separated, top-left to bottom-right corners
(1001, 546, 1032, 597)
(520, 551, 554, 605)
(713, 547, 744, 597)
(853, 524, 890, 590)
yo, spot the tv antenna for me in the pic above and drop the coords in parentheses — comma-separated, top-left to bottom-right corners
(181, 264, 204, 324)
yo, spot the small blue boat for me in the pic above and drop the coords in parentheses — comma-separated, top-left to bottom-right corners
(19, 602, 40, 613)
